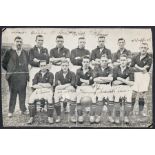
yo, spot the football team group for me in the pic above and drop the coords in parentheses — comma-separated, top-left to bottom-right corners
(2, 34, 152, 125)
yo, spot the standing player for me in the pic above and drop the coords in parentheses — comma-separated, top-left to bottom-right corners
(29, 35, 49, 87)
(113, 54, 134, 124)
(76, 56, 96, 123)
(2, 36, 29, 117)
(50, 35, 70, 66)
(54, 59, 76, 123)
(90, 36, 112, 67)
(27, 60, 54, 124)
(112, 38, 132, 66)
(130, 42, 152, 116)
(70, 37, 90, 66)
(93, 55, 113, 123)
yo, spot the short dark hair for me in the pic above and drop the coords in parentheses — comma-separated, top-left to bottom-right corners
(56, 35, 64, 39)
(120, 54, 127, 59)
(98, 35, 105, 40)
(14, 36, 22, 41)
(36, 35, 43, 40)
(118, 38, 125, 42)
(78, 37, 85, 40)
(82, 55, 90, 61)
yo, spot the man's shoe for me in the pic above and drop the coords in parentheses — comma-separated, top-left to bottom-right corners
(108, 116, 114, 123)
(8, 113, 13, 118)
(27, 117, 34, 124)
(124, 116, 129, 124)
(48, 117, 54, 124)
(78, 116, 84, 123)
(70, 116, 76, 123)
(90, 116, 95, 123)
(115, 117, 120, 124)
(55, 116, 61, 123)
(95, 116, 101, 123)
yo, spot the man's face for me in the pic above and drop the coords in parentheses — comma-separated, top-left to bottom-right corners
(98, 37, 105, 48)
(82, 58, 90, 68)
(61, 62, 69, 72)
(40, 62, 47, 72)
(100, 57, 108, 68)
(56, 38, 64, 48)
(78, 39, 86, 48)
(36, 37, 44, 48)
(118, 40, 125, 49)
(139, 43, 148, 55)
(120, 56, 128, 67)
(15, 39, 23, 50)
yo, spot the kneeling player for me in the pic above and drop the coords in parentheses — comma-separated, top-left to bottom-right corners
(130, 42, 152, 117)
(113, 54, 134, 124)
(54, 59, 76, 123)
(27, 60, 54, 124)
(76, 56, 96, 123)
(93, 55, 113, 123)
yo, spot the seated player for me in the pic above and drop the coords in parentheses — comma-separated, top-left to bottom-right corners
(70, 37, 90, 66)
(27, 60, 54, 124)
(76, 56, 96, 123)
(112, 38, 132, 66)
(54, 59, 76, 123)
(50, 35, 70, 66)
(29, 35, 49, 88)
(113, 54, 134, 124)
(93, 55, 113, 123)
(130, 42, 152, 117)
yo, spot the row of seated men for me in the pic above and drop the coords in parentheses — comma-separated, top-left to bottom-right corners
(27, 51, 151, 125)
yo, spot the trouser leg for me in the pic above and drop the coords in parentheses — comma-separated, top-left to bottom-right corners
(9, 88, 18, 113)
(18, 87, 27, 112)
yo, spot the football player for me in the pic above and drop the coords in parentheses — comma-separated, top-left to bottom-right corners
(112, 38, 132, 66)
(90, 35, 112, 68)
(27, 60, 54, 124)
(54, 59, 76, 123)
(50, 35, 70, 66)
(70, 37, 90, 66)
(113, 54, 134, 124)
(93, 55, 113, 123)
(29, 35, 49, 88)
(76, 56, 96, 123)
(130, 42, 152, 116)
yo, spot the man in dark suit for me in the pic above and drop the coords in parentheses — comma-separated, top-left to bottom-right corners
(2, 36, 29, 118)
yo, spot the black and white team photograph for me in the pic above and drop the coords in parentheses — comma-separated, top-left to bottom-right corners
(1, 28, 153, 128)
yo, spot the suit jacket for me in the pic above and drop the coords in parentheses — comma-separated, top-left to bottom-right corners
(2, 48, 29, 81)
